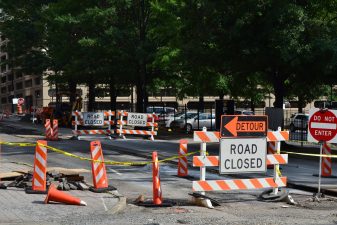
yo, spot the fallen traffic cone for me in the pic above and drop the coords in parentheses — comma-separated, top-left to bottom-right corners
(45, 184, 87, 206)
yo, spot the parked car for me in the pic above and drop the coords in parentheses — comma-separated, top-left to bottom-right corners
(146, 106, 176, 115)
(234, 109, 255, 115)
(165, 111, 198, 128)
(146, 106, 177, 125)
(170, 113, 216, 133)
(289, 113, 309, 132)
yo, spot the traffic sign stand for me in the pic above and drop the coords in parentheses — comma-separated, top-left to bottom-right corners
(314, 141, 324, 201)
(307, 108, 337, 200)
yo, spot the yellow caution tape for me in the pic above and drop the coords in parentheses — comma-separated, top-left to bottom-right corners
(276, 167, 282, 177)
(0, 142, 36, 147)
(37, 142, 206, 166)
(1, 141, 207, 166)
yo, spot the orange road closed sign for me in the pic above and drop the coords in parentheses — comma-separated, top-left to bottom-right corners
(220, 115, 268, 138)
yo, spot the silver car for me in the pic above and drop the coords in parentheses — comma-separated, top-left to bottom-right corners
(165, 112, 198, 128)
(171, 113, 216, 133)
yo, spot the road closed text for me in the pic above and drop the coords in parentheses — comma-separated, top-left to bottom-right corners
(83, 112, 104, 126)
(220, 138, 266, 174)
(223, 143, 263, 170)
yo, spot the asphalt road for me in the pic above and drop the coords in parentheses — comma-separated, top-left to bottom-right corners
(1, 118, 337, 224)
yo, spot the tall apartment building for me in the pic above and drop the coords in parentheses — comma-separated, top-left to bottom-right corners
(0, 35, 51, 113)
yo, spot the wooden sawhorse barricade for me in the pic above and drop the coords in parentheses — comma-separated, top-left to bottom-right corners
(192, 128, 289, 208)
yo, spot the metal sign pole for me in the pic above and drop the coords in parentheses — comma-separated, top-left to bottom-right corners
(317, 141, 323, 197)
(200, 127, 207, 196)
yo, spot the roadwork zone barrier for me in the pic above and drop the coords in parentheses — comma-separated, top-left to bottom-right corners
(45, 119, 58, 141)
(191, 128, 289, 208)
(117, 111, 158, 140)
(72, 111, 115, 140)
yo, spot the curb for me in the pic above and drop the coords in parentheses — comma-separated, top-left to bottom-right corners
(287, 182, 337, 197)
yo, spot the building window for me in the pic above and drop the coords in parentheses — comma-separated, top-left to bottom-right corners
(34, 77, 41, 85)
(35, 90, 41, 98)
(25, 79, 33, 88)
(8, 74, 13, 81)
(0, 64, 6, 73)
(1, 76, 6, 83)
(8, 84, 13, 92)
(16, 72, 23, 79)
(16, 82, 23, 90)
(1, 87, 6, 93)
(1, 97, 7, 104)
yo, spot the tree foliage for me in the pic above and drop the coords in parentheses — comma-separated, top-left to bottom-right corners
(1, 0, 337, 112)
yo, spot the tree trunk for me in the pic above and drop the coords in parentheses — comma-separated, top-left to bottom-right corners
(199, 95, 205, 113)
(109, 82, 117, 111)
(88, 81, 96, 111)
(68, 80, 77, 107)
(135, 0, 148, 113)
(298, 96, 304, 113)
(272, 71, 286, 108)
(250, 98, 255, 112)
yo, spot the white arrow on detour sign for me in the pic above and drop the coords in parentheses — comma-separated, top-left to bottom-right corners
(307, 108, 337, 143)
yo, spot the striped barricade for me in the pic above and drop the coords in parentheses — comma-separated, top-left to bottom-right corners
(117, 111, 158, 141)
(72, 110, 115, 140)
(192, 127, 289, 207)
(192, 154, 288, 192)
(321, 142, 332, 177)
(178, 140, 188, 177)
(26, 140, 48, 194)
(194, 130, 289, 144)
(193, 177, 287, 192)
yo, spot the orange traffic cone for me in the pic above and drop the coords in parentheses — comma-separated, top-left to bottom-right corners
(45, 184, 87, 206)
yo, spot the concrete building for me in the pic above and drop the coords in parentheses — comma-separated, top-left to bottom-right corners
(0, 35, 50, 113)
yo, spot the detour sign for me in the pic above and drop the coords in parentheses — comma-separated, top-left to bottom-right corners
(220, 115, 268, 138)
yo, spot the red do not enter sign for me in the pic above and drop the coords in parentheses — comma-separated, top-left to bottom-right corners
(309, 110, 337, 142)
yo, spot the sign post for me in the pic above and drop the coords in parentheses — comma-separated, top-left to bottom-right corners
(308, 108, 337, 199)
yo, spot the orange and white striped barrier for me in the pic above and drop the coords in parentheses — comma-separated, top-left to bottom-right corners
(193, 131, 220, 142)
(88, 141, 116, 192)
(116, 129, 157, 136)
(267, 142, 276, 154)
(267, 131, 289, 142)
(45, 119, 59, 141)
(178, 140, 188, 177)
(73, 130, 114, 135)
(321, 142, 332, 177)
(193, 130, 289, 143)
(45, 119, 53, 140)
(193, 177, 287, 192)
(193, 154, 288, 167)
(72, 110, 115, 140)
(52, 119, 58, 141)
(117, 111, 158, 141)
(193, 153, 288, 192)
(89, 141, 108, 191)
(27, 140, 48, 193)
(267, 142, 276, 168)
(192, 127, 289, 208)
(152, 151, 162, 205)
